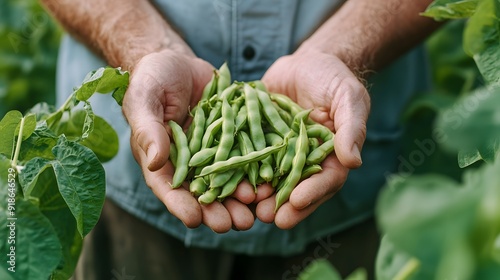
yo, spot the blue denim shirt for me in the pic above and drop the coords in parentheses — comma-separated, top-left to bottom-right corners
(56, 0, 431, 256)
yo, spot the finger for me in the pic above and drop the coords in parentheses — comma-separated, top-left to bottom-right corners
(289, 154, 347, 209)
(253, 183, 274, 203)
(133, 139, 203, 228)
(274, 195, 334, 230)
(255, 195, 276, 224)
(331, 81, 370, 169)
(200, 202, 232, 233)
(231, 180, 256, 204)
(123, 73, 171, 172)
(223, 198, 255, 231)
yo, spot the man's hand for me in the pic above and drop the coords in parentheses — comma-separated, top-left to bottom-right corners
(122, 50, 257, 232)
(256, 48, 371, 229)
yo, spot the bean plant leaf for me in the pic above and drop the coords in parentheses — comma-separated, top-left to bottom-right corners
(463, 0, 500, 85)
(19, 136, 105, 237)
(17, 123, 58, 162)
(26, 102, 56, 121)
(0, 199, 62, 280)
(0, 156, 62, 279)
(297, 259, 342, 280)
(376, 174, 479, 276)
(421, 0, 478, 20)
(51, 110, 118, 162)
(82, 102, 94, 140)
(50, 136, 106, 237)
(435, 86, 500, 160)
(0, 110, 22, 158)
(74, 67, 129, 105)
(33, 169, 83, 280)
(458, 140, 498, 168)
(18, 157, 51, 197)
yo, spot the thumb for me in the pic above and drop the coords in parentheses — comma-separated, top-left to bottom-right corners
(122, 78, 171, 172)
(331, 90, 370, 169)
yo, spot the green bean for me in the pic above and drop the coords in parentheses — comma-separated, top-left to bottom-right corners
(217, 62, 231, 95)
(198, 187, 222, 205)
(275, 120, 308, 211)
(306, 138, 335, 165)
(265, 133, 283, 146)
(189, 145, 218, 167)
(243, 83, 266, 150)
(234, 105, 247, 133)
(205, 101, 222, 129)
(278, 136, 297, 176)
(190, 177, 208, 197)
(196, 143, 285, 177)
(291, 109, 312, 133)
(272, 102, 293, 126)
(256, 89, 290, 137)
(201, 118, 223, 149)
(269, 93, 303, 116)
(169, 143, 178, 168)
(218, 168, 246, 199)
(306, 124, 334, 142)
(309, 138, 320, 151)
(218, 83, 239, 101)
(275, 130, 295, 168)
(237, 131, 259, 188)
(210, 148, 241, 188)
(168, 120, 191, 188)
(214, 98, 235, 162)
(231, 94, 245, 115)
(300, 164, 323, 180)
(188, 105, 206, 155)
(259, 159, 274, 182)
(249, 80, 267, 92)
(200, 70, 218, 101)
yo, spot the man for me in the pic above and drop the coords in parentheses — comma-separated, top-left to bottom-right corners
(41, 0, 439, 279)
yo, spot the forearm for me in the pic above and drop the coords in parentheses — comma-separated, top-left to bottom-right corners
(40, 0, 192, 70)
(298, 0, 441, 77)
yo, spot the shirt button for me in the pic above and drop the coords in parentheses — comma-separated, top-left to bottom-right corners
(242, 45, 256, 60)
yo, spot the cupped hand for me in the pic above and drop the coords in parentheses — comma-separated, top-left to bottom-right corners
(257, 48, 371, 229)
(122, 49, 256, 233)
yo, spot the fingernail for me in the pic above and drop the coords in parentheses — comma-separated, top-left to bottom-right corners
(147, 144, 158, 169)
(351, 144, 362, 165)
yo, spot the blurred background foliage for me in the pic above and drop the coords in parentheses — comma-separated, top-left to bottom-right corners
(0, 0, 61, 116)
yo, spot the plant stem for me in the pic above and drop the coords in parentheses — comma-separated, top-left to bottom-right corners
(11, 116, 25, 168)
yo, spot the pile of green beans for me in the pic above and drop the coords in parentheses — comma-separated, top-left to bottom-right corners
(168, 63, 335, 211)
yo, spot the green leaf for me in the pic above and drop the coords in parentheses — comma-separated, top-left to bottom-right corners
(464, 0, 500, 85)
(297, 259, 342, 280)
(376, 174, 480, 275)
(50, 136, 105, 237)
(26, 102, 56, 122)
(376, 236, 422, 280)
(0, 199, 62, 280)
(435, 86, 500, 158)
(82, 101, 94, 140)
(345, 268, 368, 280)
(0, 158, 62, 279)
(33, 168, 82, 279)
(74, 67, 129, 105)
(18, 157, 51, 197)
(421, 0, 478, 20)
(458, 140, 498, 168)
(52, 110, 119, 162)
(0, 110, 22, 158)
(17, 123, 58, 162)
